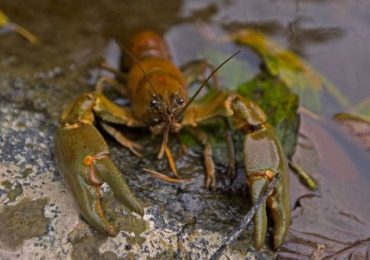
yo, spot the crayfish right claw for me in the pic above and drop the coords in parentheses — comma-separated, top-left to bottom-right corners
(55, 123, 144, 236)
(95, 157, 144, 216)
(75, 182, 118, 236)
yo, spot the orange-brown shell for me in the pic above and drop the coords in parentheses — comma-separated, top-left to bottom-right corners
(128, 31, 170, 62)
(125, 31, 187, 124)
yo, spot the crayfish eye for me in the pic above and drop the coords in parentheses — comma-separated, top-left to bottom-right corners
(175, 97, 184, 105)
(151, 99, 158, 108)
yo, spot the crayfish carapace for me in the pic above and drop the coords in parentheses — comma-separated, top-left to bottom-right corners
(54, 31, 290, 250)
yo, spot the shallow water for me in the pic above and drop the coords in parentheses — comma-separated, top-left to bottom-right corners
(2, 0, 370, 111)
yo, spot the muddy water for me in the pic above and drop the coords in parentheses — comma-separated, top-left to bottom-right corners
(1, 0, 370, 258)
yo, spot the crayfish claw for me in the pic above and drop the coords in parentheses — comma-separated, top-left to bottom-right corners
(95, 158, 144, 216)
(267, 173, 290, 249)
(248, 175, 270, 250)
(240, 112, 290, 249)
(69, 169, 118, 236)
(247, 170, 290, 249)
(55, 123, 144, 236)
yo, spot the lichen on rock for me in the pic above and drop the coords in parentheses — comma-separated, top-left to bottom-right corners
(0, 198, 50, 249)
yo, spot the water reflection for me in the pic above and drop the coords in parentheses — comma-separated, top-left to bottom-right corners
(286, 16, 345, 56)
(222, 16, 345, 57)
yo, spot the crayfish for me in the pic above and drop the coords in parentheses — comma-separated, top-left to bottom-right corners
(54, 31, 290, 250)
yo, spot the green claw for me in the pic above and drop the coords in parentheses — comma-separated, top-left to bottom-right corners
(267, 171, 290, 249)
(94, 158, 144, 216)
(243, 125, 291, 249)
(248, 177, 269, 250)
(248, 172, 290, 249)
(55, 94, 143, 236)
(230, 97, 291, 249)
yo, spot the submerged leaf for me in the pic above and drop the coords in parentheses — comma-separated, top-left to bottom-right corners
(351, 96, 370, 122)
(334, 112, 370, 150)
(231, 29, 349, 114)
(333, 96, 370, 150)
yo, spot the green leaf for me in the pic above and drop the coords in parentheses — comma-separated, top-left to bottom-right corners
(232, 29, 349, 114)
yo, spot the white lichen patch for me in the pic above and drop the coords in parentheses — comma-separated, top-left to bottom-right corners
(0, 103, 83, 259)
(100, 208, 179, 258)
(0, 163, 83, 259)
(99, 208, 250, 259)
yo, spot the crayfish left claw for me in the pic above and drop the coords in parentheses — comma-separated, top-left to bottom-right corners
(247, 170, 290, 249)
(267, 172, 291, 249)
(243, 125, 291, 250)
(248, 174, 270, 249)
(221, 95, 292, 249)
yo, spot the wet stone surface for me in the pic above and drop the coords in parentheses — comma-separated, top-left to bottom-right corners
(0, 88, 274, 259)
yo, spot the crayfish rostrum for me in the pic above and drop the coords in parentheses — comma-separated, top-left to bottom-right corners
(54, 31, 290, 250)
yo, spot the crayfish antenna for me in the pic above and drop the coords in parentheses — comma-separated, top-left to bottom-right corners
(119, 42, 159, 97)
(178, 50, 240, 117)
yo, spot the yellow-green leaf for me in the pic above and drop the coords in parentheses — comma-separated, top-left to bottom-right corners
(231, 29, 349, 114)
(352, 97, 370, 122)
(334, 96, 370, 123)
(0, 10, 10, 27)
(334, 112, 370, 151)
(0, 10, 39, 44)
